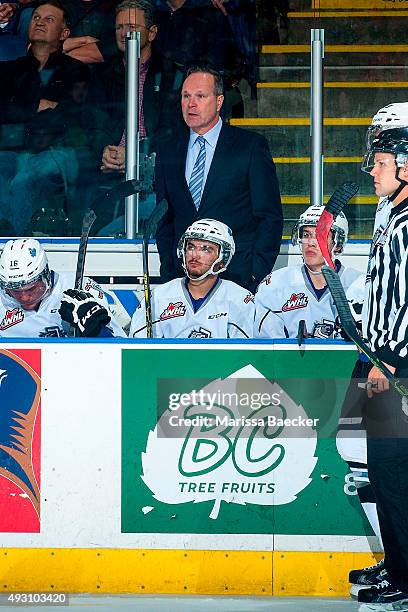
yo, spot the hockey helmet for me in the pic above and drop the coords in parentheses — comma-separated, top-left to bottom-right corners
(177, 218, 235, 279)
(362, 126, 408, 174)
(291, 204, 349, 253)
(0, 238, 51, 291)
(366, 103, 408, 150)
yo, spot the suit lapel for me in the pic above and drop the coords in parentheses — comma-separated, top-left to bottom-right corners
(199, 124, 233, 210)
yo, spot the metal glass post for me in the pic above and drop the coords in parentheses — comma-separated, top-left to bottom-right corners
(125, 31, 141, 239)
(310, 29, 324, 208)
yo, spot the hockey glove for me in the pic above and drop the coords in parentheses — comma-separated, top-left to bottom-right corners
(59, 289, 111, 337)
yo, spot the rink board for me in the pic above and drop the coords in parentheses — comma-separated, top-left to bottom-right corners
(0, 340, 380, 596)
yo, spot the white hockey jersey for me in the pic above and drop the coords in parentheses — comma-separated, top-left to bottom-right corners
(130, 277, 254, 338)
(255, 264, 362, 339)
(0, 272, 126, 338)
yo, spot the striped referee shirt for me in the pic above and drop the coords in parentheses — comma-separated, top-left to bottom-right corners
(363, 196, 408, 367)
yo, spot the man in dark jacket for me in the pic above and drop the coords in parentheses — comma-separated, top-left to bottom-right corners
(0, 0, 93, 234)
(155, 67, 282, 292)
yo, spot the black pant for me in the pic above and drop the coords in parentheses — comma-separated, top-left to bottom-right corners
(366, 364, 408, 592)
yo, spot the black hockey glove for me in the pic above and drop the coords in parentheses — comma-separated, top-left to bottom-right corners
(59, 289, 111, 337)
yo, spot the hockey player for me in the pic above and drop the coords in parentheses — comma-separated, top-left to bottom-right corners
(345, 126, 408, 607)
(0, 239, 125, 337)
(254, 204, 361, 339)
(130, 219, 254, 338)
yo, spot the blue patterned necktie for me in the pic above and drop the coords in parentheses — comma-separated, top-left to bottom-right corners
(188, 136, 206, 210)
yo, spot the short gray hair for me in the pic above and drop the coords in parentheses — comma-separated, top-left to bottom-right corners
(115, 0, 156, 29)
(185, 66, 224, 96)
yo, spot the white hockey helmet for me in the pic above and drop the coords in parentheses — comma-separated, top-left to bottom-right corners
(0, 239, 51, 291)
(366, 102, 408, 150)
(291, 204, 349, 253)
(177, 218, 235, 280)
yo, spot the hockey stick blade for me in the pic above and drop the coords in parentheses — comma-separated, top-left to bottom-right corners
(325, 181, 359, 218)
(322, 265, 408, 399)
(105, 179, 141, 201)
(75, 209, 96, 290)
(143, 199, 169, 244)
(316, 182, 359, 269)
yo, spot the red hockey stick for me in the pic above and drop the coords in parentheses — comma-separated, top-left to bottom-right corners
(316, 182, 359, 268)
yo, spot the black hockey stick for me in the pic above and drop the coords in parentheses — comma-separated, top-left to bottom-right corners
(142, 199, 168, 338)
(316, 182, 359, 269)
(69, 209, 96, 337)
(297, 320, 307, 346)
(75, 209, 97, 290)
(322, 265, 408, 398)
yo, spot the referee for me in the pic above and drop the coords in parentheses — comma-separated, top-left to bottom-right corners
(354, 126, 408, 607)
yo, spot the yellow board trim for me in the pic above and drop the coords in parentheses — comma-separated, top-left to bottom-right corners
(274, 157, 362, 163)
(230, 118, 371, 126)
(262, 44, 408, 53)
(288, 10, 408, 16)
(257, 82, 408, 89)
(0, 549, 381, 596)
(313, 0, 407, 7)
(282, 195, 377, 204)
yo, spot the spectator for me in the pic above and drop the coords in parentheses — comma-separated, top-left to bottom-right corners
(155, 66, 282, 293)
(154, 0, 243, 119)
(0, 0, 107, 234)
(88, 0, 177, 233)
(0, 0, 35, 60)
(62, 0, 117, 63)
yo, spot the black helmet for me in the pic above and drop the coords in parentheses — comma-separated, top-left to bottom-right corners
(362, 126, 408, 173)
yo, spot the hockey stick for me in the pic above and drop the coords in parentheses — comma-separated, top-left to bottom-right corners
(75, 209, 97, 290)
(322, 265, 408, 398)
(297, 320, 307, 347)
(316, 182, 359, 269)
(142, 199, 168, 338)
(74, 180, 145, 288)
(68, 209, 96, 337)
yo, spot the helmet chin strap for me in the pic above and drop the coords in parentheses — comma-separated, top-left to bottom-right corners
(304, 264, 323, 276)
(390, 167, 408, 202)
(182, 250, 226, 281)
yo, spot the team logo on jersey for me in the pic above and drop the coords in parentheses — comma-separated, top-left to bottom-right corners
(160, 302, 186, 320)
(282, 293, 308, 312)
(263, 274, 272, 286)
(188, 327, 212, 338)
(244, 293, 254, 304)
(312, 319, 336, 339)
(0, 308, 24, 330)
(39, 326, 66, 338)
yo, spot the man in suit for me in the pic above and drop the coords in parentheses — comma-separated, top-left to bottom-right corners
(155, 66, 282, 292)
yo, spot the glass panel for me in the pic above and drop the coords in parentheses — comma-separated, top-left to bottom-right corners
(2, 1, 400, 240)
